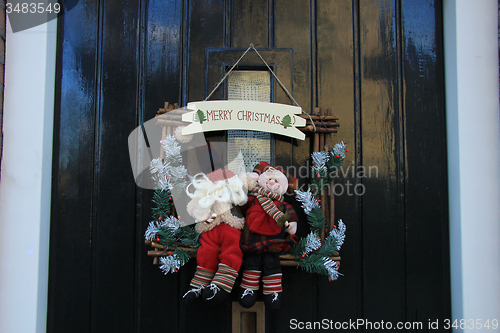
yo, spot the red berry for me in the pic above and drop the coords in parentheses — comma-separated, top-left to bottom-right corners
(345, 149, 349, 152)
(169, 197, 172, 200)
(168, 251, 172, 255)
(336, 155, 340, 158)
(302, 253, 306, 258)
(174, 269, 178, 273)
(177, 216, 181, 219)
(333, 225, 337, 229)
(158, 216, 162, 221)
(329, 278, 332, 282)
(156, 237, 160, 243)
(317, 200, 321, 203)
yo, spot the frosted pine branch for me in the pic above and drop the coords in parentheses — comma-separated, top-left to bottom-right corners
(295, 189, 320, 214)
(332, 141, 347, 159)
(164, 216, 181, 232)
(152, 174, 172, 191)
(161, 135, 182, 164)
(323, 258, 342, 281)
(312, 151, 329, 172)
(328, 219, 346, 251)
(145, 220, 167, 241)
(159, 255, 183, 274)
(303, 232, 322, 256)
(167, 165, 188, 180)
(150, 158, 167, 175)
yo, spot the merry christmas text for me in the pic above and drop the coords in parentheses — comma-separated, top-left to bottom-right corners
(203, 109, 282, 125)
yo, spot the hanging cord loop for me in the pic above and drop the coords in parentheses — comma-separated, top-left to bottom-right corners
(204, 45, 253, 101)
(205, 43, 316, 132)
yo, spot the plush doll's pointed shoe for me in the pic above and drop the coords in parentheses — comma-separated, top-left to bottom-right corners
(263, 292, 282, 310)
(183, 288, 203, 305)
(202, 283, 230, 304)
(239, 288, 258, 308)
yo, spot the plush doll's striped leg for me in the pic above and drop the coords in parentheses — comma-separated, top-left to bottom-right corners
(183, 266, 216, 305)
(202, 224, 243, 304)
(183, 231, 219, 305)
(262, 252, 283, 310)
(203, 263, 239, 304)
(239, 253, 261, 308)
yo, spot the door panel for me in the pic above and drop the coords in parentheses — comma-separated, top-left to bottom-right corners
(48, 1, 98, 331)
(48, 0, 450, 332)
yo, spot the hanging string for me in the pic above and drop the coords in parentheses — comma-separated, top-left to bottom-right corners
(204, 45, 253, 101)
(205, 43, 316, 132)
(249, 44, 299, 107)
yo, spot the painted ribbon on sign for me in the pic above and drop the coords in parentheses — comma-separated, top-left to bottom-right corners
(181, 100, 306, 140)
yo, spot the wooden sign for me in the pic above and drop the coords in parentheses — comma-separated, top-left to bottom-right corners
(181, 100, 306, 140)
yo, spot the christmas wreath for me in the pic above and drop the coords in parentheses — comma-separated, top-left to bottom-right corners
(144, 135, 347, 281)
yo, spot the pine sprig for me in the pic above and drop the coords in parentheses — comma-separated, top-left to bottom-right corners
(295, 189, 326, 232)
(295, 254, 342, 281)
(151, 189, 173, 219)
(176, 225, 201, 249)
(145, 134, 199, 275)
(292, 188, 346, 280)
(150, 135, 188, 195)
(290, 142, 348, 281)
(289, 231, 322, 258)
(327, 141, 348, 174)
(159, 253, 188, 274)
(317, 220, 346, 257)
(145, 220, 200, 274)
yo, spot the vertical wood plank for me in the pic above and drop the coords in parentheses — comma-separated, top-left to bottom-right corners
(232, 0, 269, 48)
(136, 0, 184, 331)
(91, 0, 141, 331)
(274, 0, 312, 110)
(188, 0, 226, 102)
(315, 0, 360, 323)
(181, 0, 229, 331)
(48, 1, 99, 331)
(272, 1, 315, 332)
(359, 0, 405, 323)
(401, 0, 451, 324)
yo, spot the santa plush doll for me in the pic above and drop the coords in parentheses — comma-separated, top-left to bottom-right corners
(238, 162, 299, 310)
(183, 169, 250, 305)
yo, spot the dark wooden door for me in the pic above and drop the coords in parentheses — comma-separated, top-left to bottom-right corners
(48, 0, 450, 332)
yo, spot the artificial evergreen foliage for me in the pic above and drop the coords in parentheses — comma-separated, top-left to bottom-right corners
(310, 142, 348, 194)
(288, 142, 348, 281)
(151, 189, 173, 220)
(144, 136, 347, 281)
(295, 188, 326, 232)
(145, 135, 199, 274)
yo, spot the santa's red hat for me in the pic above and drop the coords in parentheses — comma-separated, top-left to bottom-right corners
(205, 169, 235, 183)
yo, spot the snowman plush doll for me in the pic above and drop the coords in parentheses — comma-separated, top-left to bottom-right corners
(239, 162, 299, 310)
(183, 169, 250, 305)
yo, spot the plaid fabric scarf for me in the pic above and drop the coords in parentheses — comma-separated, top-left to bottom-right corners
(254, 187, 284, 223)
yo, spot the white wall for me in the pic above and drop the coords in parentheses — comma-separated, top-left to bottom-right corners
(444, 0, 500, 331)
(0, 18, 57, 333)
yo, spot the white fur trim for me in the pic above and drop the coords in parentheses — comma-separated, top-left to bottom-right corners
(195, 211, 245, 234)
